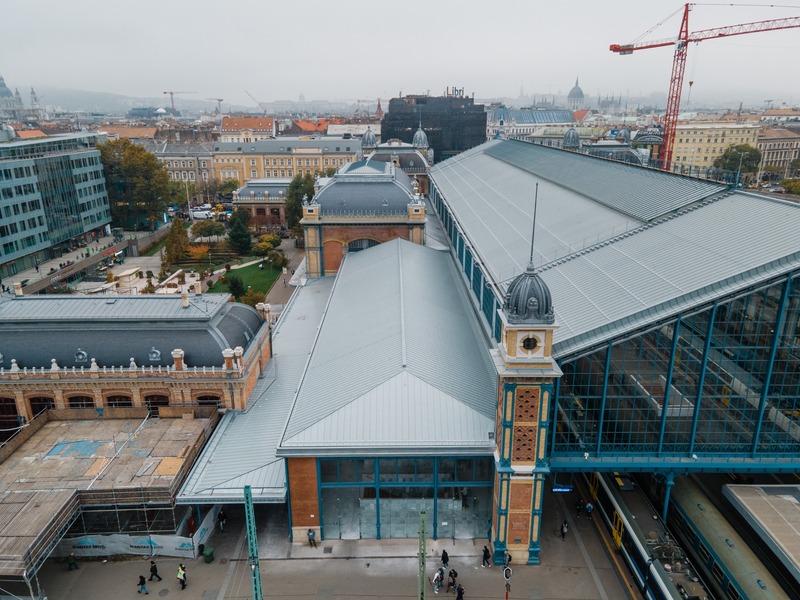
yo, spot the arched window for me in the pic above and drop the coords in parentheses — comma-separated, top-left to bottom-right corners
(197, 395, 221, 408)
(348, 239, 379, 253)
(30, 397, 55, 416)
(145, 395, 169, 417)
(107, 395, 133, 408)
(68, 396, 94, 409)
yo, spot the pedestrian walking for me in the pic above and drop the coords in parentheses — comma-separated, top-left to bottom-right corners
(575, 497, 584, 518)
(561, 520, 569, 541)
(432, 566, 445, 594)
(456, 583, 465, 600)
(177, 564, 186, 590)
(441, 549, 449, 568)
(67, 552, 79, 571)
(138, 575, 149, 594)
(307, 528, 317, 548)
(217, 509, 227, 532)
(149, 560, 162, 581)
(446, 568, 458, 593)
(503, 550, 511, 567)
(585, 502, 594, 520)
(482, 545, 491, 567)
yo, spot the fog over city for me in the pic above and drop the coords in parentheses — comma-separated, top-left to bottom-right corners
(3, 0, 800, 108)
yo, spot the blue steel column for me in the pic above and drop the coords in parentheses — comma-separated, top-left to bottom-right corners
(244, 485, 263, 600)
(658, 317, 682, 456)
(751, 274, 793, 456)
(493, 382, 514, 564)
(661, 473, 675, 524)
(688, 302, 717, 458)
(432, 458, 439, 540)
(550, 375, 561, 456)
(375, 458, 381, 540)
(594, 342, 613, 456)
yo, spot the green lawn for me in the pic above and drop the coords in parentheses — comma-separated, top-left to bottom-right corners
(207, 262, 281, 294)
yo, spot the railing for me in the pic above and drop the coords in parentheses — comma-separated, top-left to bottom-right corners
(0, 364, 244, 379)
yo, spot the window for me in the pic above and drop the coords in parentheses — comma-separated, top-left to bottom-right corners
(107, 395, 133, 408)
(145, 395, 169, 417)
(30, 397, 54, 415)
(68, 396, 94, 409)
(197, 395, 221, 407)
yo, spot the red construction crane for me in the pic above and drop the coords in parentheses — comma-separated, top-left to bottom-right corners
(610, 4, 800, 171)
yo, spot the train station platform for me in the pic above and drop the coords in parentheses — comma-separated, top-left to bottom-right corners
(37, 486, 636, 600)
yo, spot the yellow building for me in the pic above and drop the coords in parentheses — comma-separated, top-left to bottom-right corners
(671, 123, 760, 175)
(212, 137, 360, 183)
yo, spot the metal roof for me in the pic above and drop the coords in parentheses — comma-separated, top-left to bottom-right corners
(482, 140, 724, 222)
(487, 107, 574, 125)
(430, 139, 800, 359)
(279, 239, 497, 455)
(0, 294, 263, 368)
(213, 137, 358, 154)
(177, 277, 336, 504)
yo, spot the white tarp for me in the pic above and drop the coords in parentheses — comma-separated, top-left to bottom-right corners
(55, 533, 195, 559)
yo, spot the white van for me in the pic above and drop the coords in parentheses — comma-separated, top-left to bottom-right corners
(191, 210, 214, 220)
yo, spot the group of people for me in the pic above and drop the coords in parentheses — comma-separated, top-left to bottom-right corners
(136, 561, 185, 594)
(575, 498, 594, 519)
(432, 549, 465, 599)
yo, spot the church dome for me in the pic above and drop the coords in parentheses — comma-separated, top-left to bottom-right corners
(361, 127, 377, 149)
(412, 126, 428, 149)
(0, 75, 12, 98)
(503, 264, 555, 324)
(563, 128, 581, 149)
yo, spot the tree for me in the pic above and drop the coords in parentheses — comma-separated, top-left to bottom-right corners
(168, 181, 198, 206)
(227, 274, 245, 299)
(789, 158, 800, 178)
(268, 249, 289, 271)
(285, 173, 316, 228)
(239, 288, 266, 308)
(227, 218, 252, 255)
(187, 244, 210, 261)
(230, 207, 252, 227)
(713, 144, 761, 175)
(191, 220, 225, 239)
(259, 233, 282, 248)
(780, 179, 800, 195)
(163, 219, 189, 269)
(252, 240, 275, 258)
(99, 138, 169, 229)
(219, 179, 240, 195)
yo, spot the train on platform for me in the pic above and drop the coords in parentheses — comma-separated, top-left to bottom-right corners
(582, 472, 710, 600)
(662, 475, 788, 600)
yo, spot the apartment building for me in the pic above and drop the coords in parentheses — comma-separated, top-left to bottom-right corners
(212, 137, 359, 183)
(671, 123, 759, 174)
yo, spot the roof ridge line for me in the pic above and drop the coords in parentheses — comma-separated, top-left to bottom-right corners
(536, 189, 735, 274)
(398, 242, 407, 368)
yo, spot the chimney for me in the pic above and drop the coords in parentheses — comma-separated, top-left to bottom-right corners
(171, 349, 185, 371)
(223, 348, 235, 370)
(181, 291, 189, 308)
(233, 346, 244, 369)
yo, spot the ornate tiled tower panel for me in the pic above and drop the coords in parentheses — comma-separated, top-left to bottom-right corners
(491, 262, 561, 566)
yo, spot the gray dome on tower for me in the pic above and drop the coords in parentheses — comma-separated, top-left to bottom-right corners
(503, 264, 555, 324)
(563, 128, 581, 149)
(412, 126, 428, 149)
(361, 127, 377, 150)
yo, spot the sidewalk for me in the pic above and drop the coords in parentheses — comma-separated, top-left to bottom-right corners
(0, 231, 154, 296)
(37, 490, 634, 600)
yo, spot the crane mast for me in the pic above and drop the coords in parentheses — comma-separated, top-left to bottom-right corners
(610, 3, 800, 171)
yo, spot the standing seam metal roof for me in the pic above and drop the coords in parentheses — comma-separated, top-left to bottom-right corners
(280, 239, 497, 452)
(430, 140, 800, 359)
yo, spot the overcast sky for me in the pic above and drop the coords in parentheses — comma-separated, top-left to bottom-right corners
(4, 0, 800, 108)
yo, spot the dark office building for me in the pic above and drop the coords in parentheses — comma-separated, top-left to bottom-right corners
(381, 90, 486, 162)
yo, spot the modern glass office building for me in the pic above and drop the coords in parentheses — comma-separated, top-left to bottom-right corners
(0, 133, 111, 278)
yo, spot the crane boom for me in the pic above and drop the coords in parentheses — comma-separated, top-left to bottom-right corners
(610, 3, 800, 171)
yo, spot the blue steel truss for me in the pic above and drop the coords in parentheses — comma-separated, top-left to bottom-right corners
(549, 271, 800, 473)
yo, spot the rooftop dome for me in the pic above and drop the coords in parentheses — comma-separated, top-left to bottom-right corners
(503, 264, 555, 324)
(412, 126, 428, 149)
(563, 128, 581, 149)
(567, 77, 584, 102)
(0, 75, 12, 98)
(361, 127, 377, 149)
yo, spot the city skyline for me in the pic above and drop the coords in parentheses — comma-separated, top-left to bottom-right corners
(3, 0, 800, 109)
